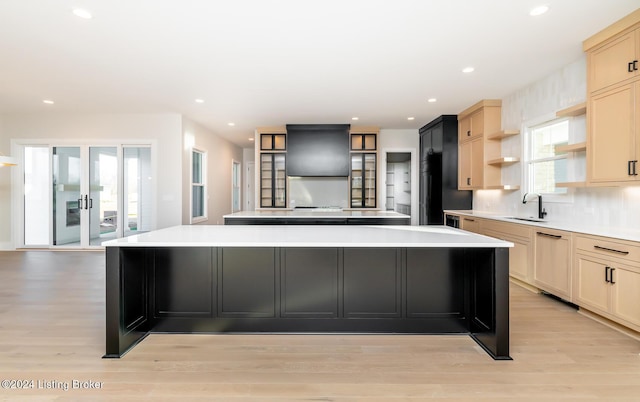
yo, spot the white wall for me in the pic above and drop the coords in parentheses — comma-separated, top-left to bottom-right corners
(474, 56, 640, 229)
(182, 118, 243, 225)
(379, 129, 419, 225)
(0, 113, 183, 248)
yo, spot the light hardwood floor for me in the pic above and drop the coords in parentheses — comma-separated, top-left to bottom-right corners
(0, 250, 639, 401)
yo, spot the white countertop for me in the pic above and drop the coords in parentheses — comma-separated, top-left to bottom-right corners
(224, 210, 410, 219)
(102, 225, 512, 248)
(445, 210, 640, 243)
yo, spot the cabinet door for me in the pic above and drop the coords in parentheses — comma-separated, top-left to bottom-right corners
(589, 82, 637, 184)
(363, 153, 376, 207)
(589, 30, 638, 93)
(260, 154, 273, 207)
(458, 115, 471, 142)
(534, 230, 572, 300)
(273, 154, 286, 207)
(611, 266, 640, 330)
(458, 141, 472, 189)
(470, 137, 484, 188)
(574, 255, 610, 314)
(508, 237, 530, 282)
(460, 217, 480, 233)
(470, 110, 484, 138)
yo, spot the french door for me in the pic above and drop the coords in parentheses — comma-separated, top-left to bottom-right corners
(23, 144, 152, 248)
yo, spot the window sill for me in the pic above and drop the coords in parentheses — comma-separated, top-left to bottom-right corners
(191, 216, 208, 224)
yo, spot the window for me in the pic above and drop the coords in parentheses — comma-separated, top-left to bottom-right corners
(232, 160, 241, 212)
(525, 119, 569, 196)
(191, 148, 207, 223)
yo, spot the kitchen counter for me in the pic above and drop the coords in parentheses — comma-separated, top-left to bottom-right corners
(104, 225, 511, 360)
(223, 210, 411, 225)
(444, 210, 640, 243)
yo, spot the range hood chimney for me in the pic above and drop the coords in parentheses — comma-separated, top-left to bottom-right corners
(286, 124, 350, 177)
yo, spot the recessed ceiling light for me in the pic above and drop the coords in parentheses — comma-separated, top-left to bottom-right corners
(428, 98, 437, 103)
(72, 8, 93, 19)
(462, 67, 475, 73)
(529, 5, 549, 16)
(248, 138, 255, 141)
(352, 117, 359, 121)
(195, 99, 204, 103)
(228, 122, 235, 126)
(43, 99, 54, 105)
(407, 117, 415, 121)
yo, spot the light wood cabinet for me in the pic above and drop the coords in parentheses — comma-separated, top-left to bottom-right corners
(457, 100, 503, 190)
(460, 216, 481, 233)
(588, 29, 640, 93)
(585, 11, 640, 186)
(588, 81, 640, 184)
(574, 234, 640, 332)
(534, 228, 572, 300)
(482, 220, 533, 283)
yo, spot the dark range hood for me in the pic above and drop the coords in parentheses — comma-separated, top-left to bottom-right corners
(286, 124, 350, 177)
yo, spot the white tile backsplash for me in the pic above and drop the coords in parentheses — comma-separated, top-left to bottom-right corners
(474, 55, 640, 230)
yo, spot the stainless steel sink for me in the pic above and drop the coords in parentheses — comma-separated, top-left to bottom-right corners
(504, 216, 547, 223)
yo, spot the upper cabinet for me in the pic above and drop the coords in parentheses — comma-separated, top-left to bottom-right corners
(349, 128, 378, 208)
(588, 29, 640, 93)
(261, 133, 286, 151)
(584, 9, 640, 186)
(351, 133, 376, 151)
(457, 100, 519, 190)
(257, 127, 288, 208)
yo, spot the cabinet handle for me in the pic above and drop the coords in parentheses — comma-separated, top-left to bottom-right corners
(610, 268, 616, 284)
(467, 177, 471, 185)
(634, 160, 638, 176)
(467, 130, 471, 136)
(605, 266, 610, 283)
(463, 218, 475, 222)
(634, 60, 639, 71)
(629, 61, 635, 73)
(593, 245, 629, 255)
(536, 231, 561, 239)
(629, 160, 634, 176)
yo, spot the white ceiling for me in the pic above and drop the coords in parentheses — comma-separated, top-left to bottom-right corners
(0, 1, 638, 148)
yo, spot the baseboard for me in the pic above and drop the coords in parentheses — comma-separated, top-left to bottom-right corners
(578, 308, 640, 342)
(509, 277, 540, 294)
(0, 242, 16, 251)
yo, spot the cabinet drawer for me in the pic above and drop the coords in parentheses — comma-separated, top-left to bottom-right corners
(481, 220, 532, 240)
(575, 235, 640, 266)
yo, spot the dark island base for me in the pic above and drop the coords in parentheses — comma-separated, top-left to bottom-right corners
(105, 246, 510, 360)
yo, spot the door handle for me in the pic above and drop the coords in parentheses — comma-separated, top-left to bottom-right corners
(84, 195, 88, 210)
(77, 197, 83, 209)
(89, 198, 93, 209)
(634, 60, 639, 71)
(629, 61, 635, 73)
(605, 266, 610, 283)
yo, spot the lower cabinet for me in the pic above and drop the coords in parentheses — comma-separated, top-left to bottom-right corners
(482, 221, 533, 283)
(460, 216, 481, 233)
(574, 235, 640, 332)
(533, 228, 572, 300)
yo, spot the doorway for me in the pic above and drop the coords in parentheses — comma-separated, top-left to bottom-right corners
(22, 144, 152, 248)
(385, 152, 412, 216)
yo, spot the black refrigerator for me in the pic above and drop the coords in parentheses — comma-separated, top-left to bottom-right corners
(419, 115, 472, 225)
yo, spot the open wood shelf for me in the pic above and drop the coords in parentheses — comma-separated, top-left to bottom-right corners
(487, 157, 520, 166)
(485, 185, 521, 190)
(556, 181, 586, 188)
(487, 130, 520, 140)
(556, 102, 587, 117)
(555, 142, 587, 153)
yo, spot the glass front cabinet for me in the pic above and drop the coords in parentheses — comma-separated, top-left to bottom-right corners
(350, 153, 376, 208)
(260, 153, 286, 208)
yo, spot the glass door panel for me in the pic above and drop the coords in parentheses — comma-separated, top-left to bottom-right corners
(364, 154, 376, 208)
(24, 146, 50, 246)
(260, 154, 273, 207)
(274, 154, 286, 207)
(351, 155, 363, 207)
(123, 147, 152, 237)
(89, 147, 118, 246)
(52, 147, 82, 246)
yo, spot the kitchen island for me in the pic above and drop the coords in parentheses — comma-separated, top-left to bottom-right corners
(103, 225, 512, 360)
(223, 209, 411, 225)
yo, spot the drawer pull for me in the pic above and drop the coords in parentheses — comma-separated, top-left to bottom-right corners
(594, 245, 629, 255)
(536, 232, 561, 239)
(464, 218, 475, 222)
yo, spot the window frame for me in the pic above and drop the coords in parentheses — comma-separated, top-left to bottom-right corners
(522, 114, 572, 203)
(190, 147, 207, 223)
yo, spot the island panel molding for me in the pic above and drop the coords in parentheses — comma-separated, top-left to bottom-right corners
(103, 225, 512, 360)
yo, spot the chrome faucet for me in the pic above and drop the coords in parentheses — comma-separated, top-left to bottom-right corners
(522, 192, 547, 220)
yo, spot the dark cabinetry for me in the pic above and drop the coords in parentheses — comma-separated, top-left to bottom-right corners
(350, 153, 376, 208)
(419, 115, 472, 224)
